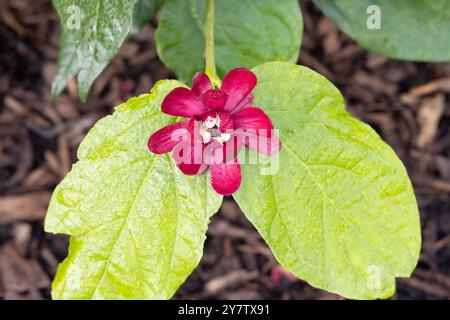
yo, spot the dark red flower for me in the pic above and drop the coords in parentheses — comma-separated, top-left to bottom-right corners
(148, 67, 281, 195)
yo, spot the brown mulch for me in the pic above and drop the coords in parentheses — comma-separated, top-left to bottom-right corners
(1, 0, 449, 300)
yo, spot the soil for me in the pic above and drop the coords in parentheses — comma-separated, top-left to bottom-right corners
(1, 0, 449, 300)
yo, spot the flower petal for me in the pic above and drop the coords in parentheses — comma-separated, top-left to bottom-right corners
(178, 160, 207, 176)
(172, 129, 206, 175)
(203, 135, 244, 165)
(201, 89, 228, 111)
(192, 72, 212, 97)
(210, 159, 242, 195)
(233, 93, 254, 113)
(217, 110, 234, 132)
(162, 87, 206, 117)
(221, 68, 257, 112)
(233, 107, 273, 130)
(233, 107, 281, 155)
(147, 121, 188, 154)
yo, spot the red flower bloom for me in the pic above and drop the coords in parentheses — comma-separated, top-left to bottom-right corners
(148, 67, 281, 195)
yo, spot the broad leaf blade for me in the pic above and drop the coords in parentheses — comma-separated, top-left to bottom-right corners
(45, 80, 222, 299)
(52, 0, 160, 101)
(313, 0, 450, 61)
(51, 30, 80, 100)
(155, 0, 303, 82)
(234, 62, 421, 299)
(130, 0, 162, 35)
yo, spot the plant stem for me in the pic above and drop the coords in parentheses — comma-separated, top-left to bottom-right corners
(204, 0, 221, 88)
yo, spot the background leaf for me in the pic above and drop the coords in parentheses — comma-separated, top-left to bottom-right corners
(313, 0, 450, 61)
(45, 80, 222, 299)
(130, 0, 162, 35)
(52, 0, 161, 101)
(234, 62, 421, 299)
(155, 0, 303, 82)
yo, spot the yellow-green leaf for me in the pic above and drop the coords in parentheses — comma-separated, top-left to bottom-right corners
(45, 80, 222, 299)
(234, 62, 421, 299)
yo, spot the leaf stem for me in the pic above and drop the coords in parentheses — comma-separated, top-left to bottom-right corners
(204, 0, 221, 88)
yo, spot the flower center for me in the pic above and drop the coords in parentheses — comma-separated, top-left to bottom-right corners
(199, 111, 234, 145)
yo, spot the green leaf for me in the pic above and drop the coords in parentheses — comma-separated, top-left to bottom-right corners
(234, 62, 421, 299)
(155, 0, 303, 82)
(52, 0, 160, 101)
(313, 0, 450, 61)
(45, 80, 222, 299)
(51, 29, 80, 100)
(130, 0, 162, 35)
